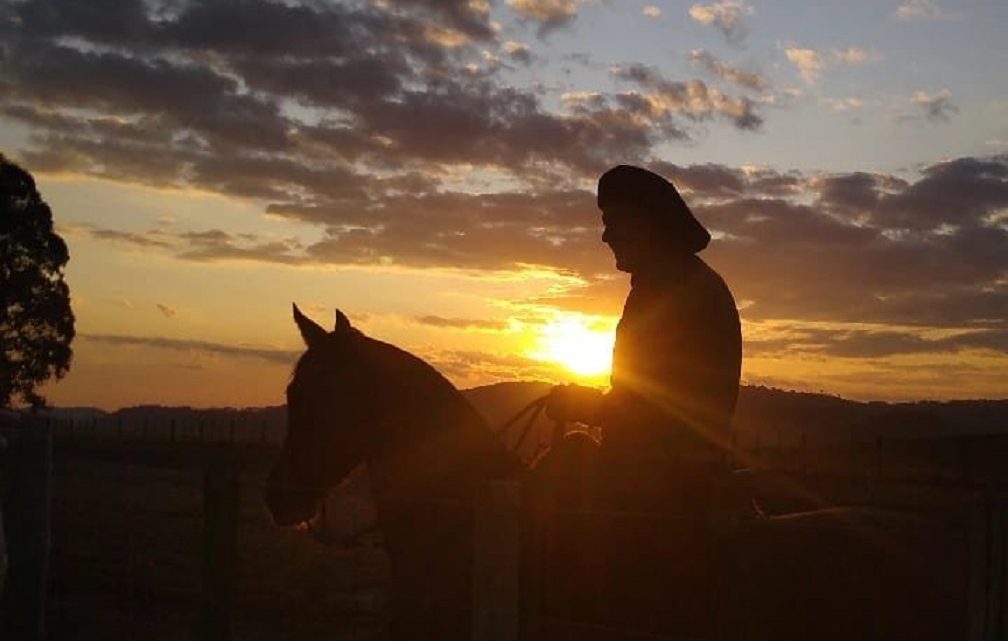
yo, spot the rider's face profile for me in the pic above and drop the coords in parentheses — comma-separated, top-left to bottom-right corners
(601, 203, 655, 273)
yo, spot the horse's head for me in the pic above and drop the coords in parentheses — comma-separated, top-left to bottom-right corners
(265, 303, 376, 528)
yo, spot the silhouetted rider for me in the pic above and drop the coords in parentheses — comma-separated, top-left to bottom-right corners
(547, 165, 742, 462)
(538, 166, 742, 637)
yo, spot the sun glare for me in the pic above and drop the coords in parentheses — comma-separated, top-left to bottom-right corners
(532, 316, 616, 378)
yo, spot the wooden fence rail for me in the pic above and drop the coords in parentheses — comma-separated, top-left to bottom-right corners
(1, 418, 52, 641)
(472, 481, 521, 641)
(969, 495, 1008, 641)
(198, 458, 240, 641)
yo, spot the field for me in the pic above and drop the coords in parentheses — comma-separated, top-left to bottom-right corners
(5, 384, 1008, 640)
(44, 440, 388, 641)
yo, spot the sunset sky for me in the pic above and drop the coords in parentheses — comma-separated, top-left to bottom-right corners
(1, 0, 1006, 409)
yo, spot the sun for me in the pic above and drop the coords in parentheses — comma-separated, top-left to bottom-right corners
(531, 316, 616, 379)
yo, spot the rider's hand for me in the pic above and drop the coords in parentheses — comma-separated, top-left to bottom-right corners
(545, 384, 572, 423)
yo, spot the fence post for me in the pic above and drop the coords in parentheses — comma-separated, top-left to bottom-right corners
(1000, 497, 1008, 641)
(472, 480, 521, 641)
(800, 430, 807, 474)
(959, 440, 971, 485)
(0, 416, 53, 641)
(966, 494, 1008, 641)
(875, 436, 883, 480)
(197, 458, 239, 641)
(988, 497, 1006, 640)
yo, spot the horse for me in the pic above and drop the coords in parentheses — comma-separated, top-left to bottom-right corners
(265, 305, 968, 641)
(265, 304, 524, 639)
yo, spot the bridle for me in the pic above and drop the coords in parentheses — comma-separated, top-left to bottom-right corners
(303, 394, 559, 547)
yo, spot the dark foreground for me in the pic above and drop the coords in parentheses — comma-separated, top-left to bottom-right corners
(9, 422, 1007, 640)
(44, 441, 388, 641)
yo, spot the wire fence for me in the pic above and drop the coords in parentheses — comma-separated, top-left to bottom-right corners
(36, 412, 1008, 486)
(2, 418, 1007, 640)
(47, 415, 287, 447)
(2, 420, 387, 641)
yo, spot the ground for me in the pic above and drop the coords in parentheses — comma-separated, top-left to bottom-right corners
(45, 441, 388, 641)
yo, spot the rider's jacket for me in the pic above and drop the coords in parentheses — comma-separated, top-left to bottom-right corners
(598, 254, 742, 460)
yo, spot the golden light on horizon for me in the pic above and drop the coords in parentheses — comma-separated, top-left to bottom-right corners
(529, 316, 616, 379)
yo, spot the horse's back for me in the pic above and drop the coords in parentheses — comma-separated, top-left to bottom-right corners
(722, 506, 968, 641)
(524, 438, 969, 641)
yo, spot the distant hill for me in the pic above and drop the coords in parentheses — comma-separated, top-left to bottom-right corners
(35, 406, 112, 422)
(33, 382, 1008, 449)
(461, 382, 1008, 450)
(732, 386, 1008, 447)
(112, 405, 286, 430)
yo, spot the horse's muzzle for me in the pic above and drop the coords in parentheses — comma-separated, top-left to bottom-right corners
(264, 465, 325, 527)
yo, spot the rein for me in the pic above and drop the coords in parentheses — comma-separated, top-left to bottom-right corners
(308, 394, 555, 547)
(491, 394, 552, 455)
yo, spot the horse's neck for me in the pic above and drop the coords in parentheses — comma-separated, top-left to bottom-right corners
(365, 379, 519, 502)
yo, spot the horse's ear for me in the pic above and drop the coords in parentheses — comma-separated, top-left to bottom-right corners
(334, 308, 352, 334)
(293, 303, 328, 348)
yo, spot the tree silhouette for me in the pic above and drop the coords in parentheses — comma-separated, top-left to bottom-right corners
(0, 155, 74, 408)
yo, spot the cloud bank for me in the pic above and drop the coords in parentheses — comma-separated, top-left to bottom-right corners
(2, 0, 1005, 374)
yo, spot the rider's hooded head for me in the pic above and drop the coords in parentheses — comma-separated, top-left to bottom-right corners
(597, 165, 710, 272)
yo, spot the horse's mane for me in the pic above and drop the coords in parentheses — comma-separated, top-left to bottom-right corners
(330, 333, 525, 473)
(370, 337, 467, 397)
(373, 340, 563, 468)
(290, 325, 536, 482)
(365, 337, 483, 422)
(291, 331, 459, 399)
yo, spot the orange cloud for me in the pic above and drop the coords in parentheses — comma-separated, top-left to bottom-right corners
(689, 0, 753, 42)
(785, 46, 877, 84)
(895, 0, 954, 21)
(506, 0, 581, 35)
